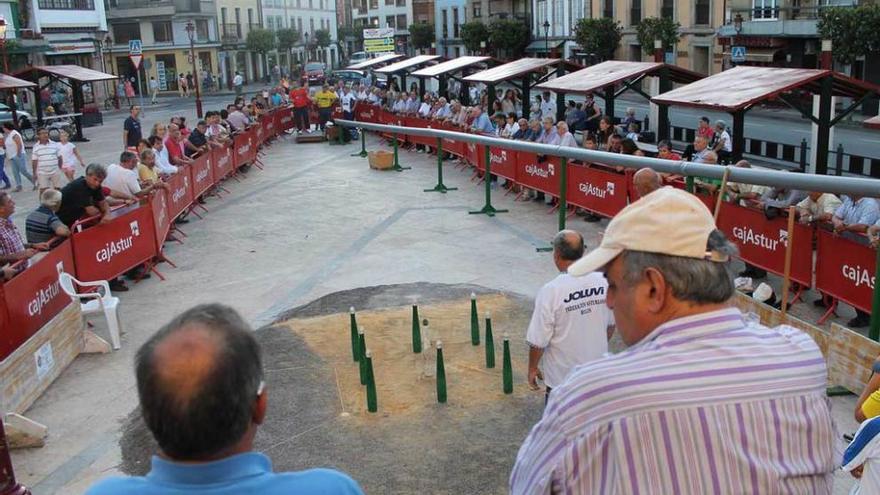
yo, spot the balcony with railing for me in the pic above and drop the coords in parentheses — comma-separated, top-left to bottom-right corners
(38, 0, 95, 10)
(222, 22, 242, 42)
(729, 1, 857, 36)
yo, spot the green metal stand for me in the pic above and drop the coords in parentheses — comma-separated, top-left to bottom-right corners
(390, 134, 411, 172)
(436, 341, 447, 403)
(350, 307, 359, 362)
(686, 175, 695, 193)
(537, 158, 568, 253)
(358, 329, 367, 385)
(484, 314, 495, 369)
(329, 121, 347, 146)
(365, 350, 377, 412)
(425, 138, 457, 193)
(469, 145, 508, 216)
(502, 335, 513, 394)
(470, 293, 480, 346)
(351, 128, 368, 157)
(870, 247, 880, 341)
(412, 304, 422, 353)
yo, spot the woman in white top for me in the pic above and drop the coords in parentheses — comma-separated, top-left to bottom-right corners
(2, 122, 34, 192)
(57, 130, 84, 181)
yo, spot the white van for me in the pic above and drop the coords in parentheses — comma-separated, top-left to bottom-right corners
(349, 52, 369, 64)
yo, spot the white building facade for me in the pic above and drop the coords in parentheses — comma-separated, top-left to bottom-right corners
(351, 0, 413, 53)
(435, 0, 466, 59)
(531, 0, 584, 59)
(262, 0, 339, 68)
(29, 0, 109, 66)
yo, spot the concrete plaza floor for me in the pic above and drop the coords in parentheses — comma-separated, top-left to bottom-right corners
(5, 102, 863, 493)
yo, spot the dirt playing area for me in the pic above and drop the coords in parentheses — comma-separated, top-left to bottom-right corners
(119, 283, 553, 494)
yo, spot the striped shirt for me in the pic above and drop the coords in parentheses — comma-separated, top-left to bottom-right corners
(510, 307, 835, 494)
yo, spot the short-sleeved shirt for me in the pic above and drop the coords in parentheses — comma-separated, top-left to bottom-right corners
(164, 137, 185, 165)
(340, 92, 356, 112)
(526, 272, 614, 388)
(124, 116, 142, 147)
(843, 417, 880, 495)
(25, 205, 64, 244)
(290, 88, 309, 108)
(796, 193, 842, 219)
(85, 452, 363, 495)
(138, 163, 159, 183)
(471, 113, 495, 134)
(227, 111, 250, 131)
(0, 217, 25, 257)
(315, 90, 337, 108)
(31, 141, 61, 175)
(103, 163, 141, 198)
(57, 141, 78, 168)
(188, 128, 208, 153)
(57, 177, 105, 227)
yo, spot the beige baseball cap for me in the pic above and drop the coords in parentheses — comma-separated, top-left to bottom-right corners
(568, 187, 727, 276)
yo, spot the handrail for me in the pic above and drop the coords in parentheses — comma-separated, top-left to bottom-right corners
(335, 118, 880, 197)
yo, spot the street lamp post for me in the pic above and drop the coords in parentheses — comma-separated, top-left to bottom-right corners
(0, 17, 19, 126)
(106, 33, 119, 109)
(185, 20, 203, 118)
(543, 20, 550, 59)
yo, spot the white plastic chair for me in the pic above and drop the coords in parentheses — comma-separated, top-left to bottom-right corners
(58, 272, 122, 350)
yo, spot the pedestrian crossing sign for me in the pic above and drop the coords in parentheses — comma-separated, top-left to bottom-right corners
(129, 39, 142, 55)
(731, 46, 746, 63)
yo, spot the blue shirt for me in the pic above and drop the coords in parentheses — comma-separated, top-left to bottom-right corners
(835, 196, 880, 226)
(471, 112, 494, 134)
(86, 452, 363, 495)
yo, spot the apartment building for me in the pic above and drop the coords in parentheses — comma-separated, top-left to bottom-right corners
(351, 0, 413, 52)
(530, 0, 583, 58)
(28, 0, 108, 67)
(216, 0, 263, 85)
(262, 0, 339, 67)
(464, 0, 529, 27)
(106, 0, 220, 92)
(435, 0, 465, 58)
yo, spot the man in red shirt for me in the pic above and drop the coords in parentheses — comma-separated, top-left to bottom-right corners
(289, 82, 311, 133)
(164, 124, 193, 167)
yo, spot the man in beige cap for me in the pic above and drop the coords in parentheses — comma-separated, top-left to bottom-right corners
(510, 187, 835, 494)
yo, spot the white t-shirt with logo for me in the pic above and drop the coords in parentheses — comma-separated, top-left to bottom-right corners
(340, 92, 356, 113)
(526, 271, 614, 388)
(103, 163, 141, 198)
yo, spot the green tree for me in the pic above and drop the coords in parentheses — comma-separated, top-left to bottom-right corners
(489, 19, 530, 58)
(247, 29, 277, 78)
(276, 28, 300, 69)
(314, 29, 332, 48)
(338, 26, 364, 42)
(818, 5, 880, 65)
(573, 18, 622, 61)
(636, 17, 680, 55)
(409, 23, 435, 51)
(460, 21, 490, 54)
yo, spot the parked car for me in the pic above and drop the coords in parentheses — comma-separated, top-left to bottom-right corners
(349, 51, 369, 65)
(0, 104, 34, 139)
(301, 62, 326, 86)
(331, 69, 366, 87)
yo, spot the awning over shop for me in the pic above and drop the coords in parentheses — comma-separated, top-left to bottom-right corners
(651, 65, 879, 112)
(347, 53, 405, 70)
(535, 60, 703, 94)
(410, 56, 491, 78)
(524, 39, 565, 53)
(374, 55, 441, 74)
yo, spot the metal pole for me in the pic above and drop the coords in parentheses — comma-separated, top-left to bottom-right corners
(390, 134, 411, 171)
(468, 145, 508, 216)
(871, 247, 880, 341)
(351, 127, 368, 157)
(425, 137, 457, 193)
(0, 420, 31, 495)
(780, 206, 796, 316)
(190, 36, 203, 118)
(136, 69, 146, 119)
(815, 75, 833, 175)
(108, 47, 119, 109)
(557, 158, 567, 231)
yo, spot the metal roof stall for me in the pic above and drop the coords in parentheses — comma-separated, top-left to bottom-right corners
(15, 65, 118, 142)
(0, 74, 36, 133)
(463, 58, 581, 122)
(410, 56, 494, 106)
(346, 53, 406, 70)
(652, 66, 880, 174)
(374, 55, 442, 98)
(535, 60, 703, 142)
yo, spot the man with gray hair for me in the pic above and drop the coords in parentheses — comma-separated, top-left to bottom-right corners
(632, 167, 662, 198)
(712, 119, 732, 164)
(511, 187, 835, 493)
(526, 230, 614, 404)
(25, 188, 70, 244)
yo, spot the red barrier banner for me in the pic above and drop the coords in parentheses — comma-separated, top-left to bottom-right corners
(516, 152, 559, 197)
(262, 112, 276, 141)
(255, 117, 266, 146)
(466, 142, 482, 171)
(190, 152, 214, 198)
(815, 229, 875, 313)
(355, 104, 378, 123)
(72, 204, 158, 282)
(441, 124, 466, 157)
(212, 144, 234, 180)
(0, 285, 12, 361)
(1, 239, 75, 360)
(150, 190, 172, 250)
(566, 165, 629, 218)
(408, 117, 435, 147)
(488, 146, 517, 181)
(716, 202, 813, 286)
(165, 168, 194, 220)
(278, 107, 294, 132)
(233, 131, 253, 169)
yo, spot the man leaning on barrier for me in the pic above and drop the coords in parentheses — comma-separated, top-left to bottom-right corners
(85, 304, 364, 495)
(511, 187, 835, 494)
